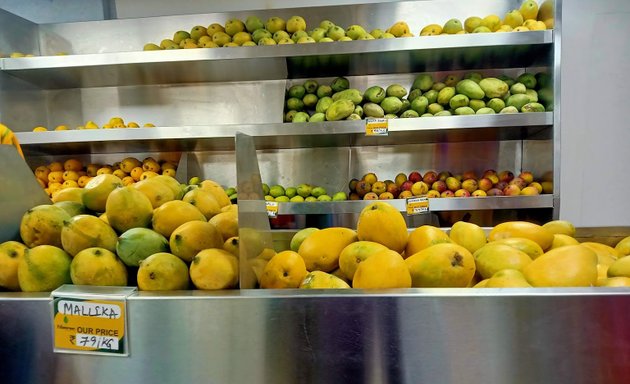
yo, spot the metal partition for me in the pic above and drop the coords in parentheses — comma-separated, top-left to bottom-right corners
(2, 289, 630, 384)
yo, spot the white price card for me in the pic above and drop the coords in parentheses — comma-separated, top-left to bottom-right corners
(266, 201, 279, 218)
(365, 118, 389, 136)
(406, 196, 430, 216)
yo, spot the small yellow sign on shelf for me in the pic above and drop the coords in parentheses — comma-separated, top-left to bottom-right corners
(365, 118, 389, 136)
(265, 201, 279, 218)
(51, 285, 136, 356)
(406, 196, 429, 215)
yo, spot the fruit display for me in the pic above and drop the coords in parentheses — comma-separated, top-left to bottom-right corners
(285, 70, 551, 123)
(348, 169, 552, 200)
(144, 1, 552, 51)
(419, 0, 553, 35)
(31, 117, 156, 132)
(263, 183, 347, 202)
(252, 207, 630, 289)
(1, 175, 240, 292)
(32, 156, 178, 198)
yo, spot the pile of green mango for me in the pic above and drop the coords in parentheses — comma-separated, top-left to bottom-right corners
(284, 71, 552, 122)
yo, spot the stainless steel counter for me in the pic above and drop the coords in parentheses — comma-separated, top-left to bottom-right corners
(1, 289, 629, 384)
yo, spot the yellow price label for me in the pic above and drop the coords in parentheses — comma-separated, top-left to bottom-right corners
(266, 201, 279, 218)
(365, 118, 389, 136)
(52, 298, 127, 355)
(406, 196, 429, 215)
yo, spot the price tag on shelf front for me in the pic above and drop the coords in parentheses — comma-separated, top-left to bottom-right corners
(265, 201, 279, 218)
(51, 285, 136, 357)
(406, 196, 429, 216)
(365, 118, 389, 136)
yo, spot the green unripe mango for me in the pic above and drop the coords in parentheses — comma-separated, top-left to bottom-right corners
(288, 84, 306, 99)
(449, 94, 470, 109)
(500, 106, 519, 114)
(479, 78, 509, 98)
(525, 89, 538, 102)
(316, 85, 333, 98)
(464, 72, 483, 83)
(400, 110, 419, 118)
(432, 82, 446, 91)
(434, 110, 452, 116)
(521, 102, 545, 113)
(454, 106, 475, 115)
(510, 82, 527, 94)
(286, 97, 304, 111)
(456, 79, 485, 100)
(469, 99, 486, 112)
(399, 99, 410, 113)
(330, 77, 350, 92)
(309, 112, 326, 122)
(420, 113, 434, 117)
(487, 98, 506, 113)
(437, 86, 456, 105)
(386, 84, 407, 98)
(315, 96, 334, 114)
(506, 93, 531, 111)
(325, 99, 355, 121)
(498, 75, 515, 87)
(285, 110, 298, 122)
(346, 113, 362, 120)
(517, 73, 537, 89)
(384, 114, 398, 119)
(380, 96, 403, 114)
(412, 74, 434, 91)
(427, 103, 444, 115)
(302, 94, 318, 109)
(424, 89, 439, 104)
(364, 86, 386, 104)
(353, 105, 363, 117)
(332, 88, 363, 104)
(410, 96, 429, 115)
(292, 112, 310, 122)
(407, 89, 422, 102)
(476, 107, 496, 114)
(363, 103, 385, 118)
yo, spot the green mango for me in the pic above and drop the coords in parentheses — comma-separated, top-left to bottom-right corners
(309, 112, 326, 122)
(449, 94, 470, 109)
(506, 94, 531, 111)
(399, 99, 410, 113)
(424, 89, 439, 104)
(432, 82, 446, 91)
(410, 96, 429, 115)
(420, 113, 434, 117)
(434, 110, 452, 116)
(525, 89, 538, 102)
(292, 112, 310, 123)
(476, 107, 496, 114)
(479, 78, 509, 98)
(315, 96, 334, 114)
(456, 79, 485, 100)
(380, 97, 403, 114)
(316, 85, 333, 98)
(510, 82, 527, 94)
(386, 84, 407, 98)
(400, 110, 419, 118)
(288, 85, 306, 99)
(469, 99, 486, 112)
(454, 106, 475, 115)
(346, 113, 362, 120)
(325, 99, 355, 121)
(364, 86, 386, 104)
(517, 73, 537, 89)
(464, 72, 483, 83)
(302, 94, 318, 109)
(407, 89, 422, 102)
(498, 75, 515, 87)
(487, 98, 506, 113)
(499, 106, 519, 114)
(363, 103, 385, 118)
(521, 102, 545, 113)
(537, 88, 554, 108)
(412, 74, 434, 91)
(353, 105, 363, 117)
(285, 110, 298, 122)
(332, 88, 363, 104)
(384, 114, 398, 119)
(330, 77, 350, 92)
(427, 103, 444, 114)
(437, 86, 456, 106)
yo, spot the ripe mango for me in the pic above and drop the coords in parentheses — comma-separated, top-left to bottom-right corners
(405, 243, 475, 287)
(473, 243, 532, 279)
(449, 221, 486, 254)
(353, 249, 411, 289)
(489, 221, 554, 251)
(298, 227, 357, 272)
(70, 247, 127, 286)
(18, 245, 72, 292)
(484, 269, 532, 288)
(169, 221, 223, 262)
(406, 225, 451, 256)
(20, 204, 71, 248)
(357, 202, 408, 254)
(299, 271, 350, 289)
(61, 214, 118, 257)
(137, 252, 190, 291)
(0, 241, 28, 291)
(105, 186, 153, 233)
(338, 241, 388, 281)
(523, 245, 598, 287)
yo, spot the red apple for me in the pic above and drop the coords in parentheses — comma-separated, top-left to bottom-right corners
(461, 179, 478, 193)
(454, 189, 471, 197)
(422, 171, 438, 185)
(498, 170, 514, 183)
(487, 188, 504, 196)
(440, 190, 455, 198)
(445, 176, 461, 192)
(431, 180, 447, 193)
(349, 192, 361, 200)
(518, 171, 534, 184)
(478, 178, 493, 192)
(503, 184, 521, 196)
(408, 171, 423, 183)
(401, 180, 414, 192)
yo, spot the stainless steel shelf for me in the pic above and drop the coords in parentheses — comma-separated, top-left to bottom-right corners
(1, 31, 553, 89)
(15, 112, 552, 155)
(259, 194, 555, 215)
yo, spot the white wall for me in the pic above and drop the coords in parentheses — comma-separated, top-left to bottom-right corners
(560, 0, 630, 226)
